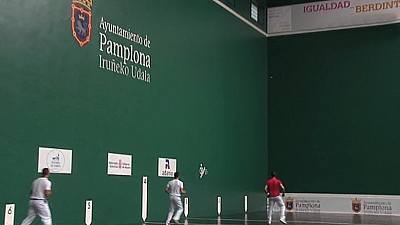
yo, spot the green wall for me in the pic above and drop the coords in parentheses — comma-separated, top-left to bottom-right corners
(268, 24, 400, 194)
(0, 0, 267, 224)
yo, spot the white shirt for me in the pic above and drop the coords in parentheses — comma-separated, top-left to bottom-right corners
(166, 179, 183, 197)
(30, 177, 52, 199)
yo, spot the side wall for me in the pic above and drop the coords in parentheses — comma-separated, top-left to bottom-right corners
(0, 1, 267, 224)
(268, 24, 400, 194)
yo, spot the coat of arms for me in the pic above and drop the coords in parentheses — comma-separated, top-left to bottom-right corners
(352, 198, 362, 213)
(71, 0, 93, 47)
(285, 197, 294, 210)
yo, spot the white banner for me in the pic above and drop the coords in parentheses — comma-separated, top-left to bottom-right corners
(158, 158, 176, 177)
(38, 147, 73, 174)
(107, 153, 132, 176)
(280, 193, 400, 215)
(268, 0, 400, 36)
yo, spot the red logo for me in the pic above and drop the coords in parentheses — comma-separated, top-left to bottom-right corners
(285, 197, 294, 210)
(352, 198, 362, 213)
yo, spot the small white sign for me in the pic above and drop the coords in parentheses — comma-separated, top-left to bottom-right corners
(85, 200, 92, 225)
(4, 204, 15, 225)
(184, 197, 189, 217)
(251, 3, 258, 21)
(244, 195, 248, 213)
(107, 153, 132, 176)
(217, 196, 222, 215)
(158, 158, 176, 177)
(141, 176, 148, 221)
(38, 147, 73, 174)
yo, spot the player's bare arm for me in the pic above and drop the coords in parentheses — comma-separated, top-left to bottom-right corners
(280, 183, 285, 197)
(180, 187, 186, 194)
(44, 190, 52, 198)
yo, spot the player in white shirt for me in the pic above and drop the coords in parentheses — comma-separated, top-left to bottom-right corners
(165, 172, 186, 225)
(21, 168, 53, 225)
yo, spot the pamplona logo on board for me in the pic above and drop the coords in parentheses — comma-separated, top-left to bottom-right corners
(71, 0, 92, 47)
(98, 17, 152, 84)
(352, 198, 362, 213)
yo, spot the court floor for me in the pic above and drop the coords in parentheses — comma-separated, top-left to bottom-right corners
(144, 211, 400, 225)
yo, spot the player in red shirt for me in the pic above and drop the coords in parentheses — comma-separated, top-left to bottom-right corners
(265, 171, 286, 224)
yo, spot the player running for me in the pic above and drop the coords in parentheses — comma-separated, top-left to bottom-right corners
(265, 171, 286, 224)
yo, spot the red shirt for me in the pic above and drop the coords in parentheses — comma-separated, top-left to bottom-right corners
(266, 177, 283, 197)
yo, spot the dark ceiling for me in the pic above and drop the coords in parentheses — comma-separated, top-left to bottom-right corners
(267, 0, 322, 8)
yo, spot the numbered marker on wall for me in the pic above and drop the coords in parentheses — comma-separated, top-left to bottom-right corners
(85, 200, 93, 225)
(184, 197, 189, 217)
(244, 195, 248, 213)
(217, 196, 221, 216)
(4, 204, 15, 225)
(142, 176, 148, 222)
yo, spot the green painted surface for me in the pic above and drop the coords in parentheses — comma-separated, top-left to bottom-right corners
(268, 24, 400, 194)
(0, 0, 267, 224)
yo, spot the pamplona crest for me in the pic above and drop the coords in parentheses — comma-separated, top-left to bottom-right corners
(352, 198, 362, 213)
(71, 0, 93, 47)
(285, 197, 294, 211)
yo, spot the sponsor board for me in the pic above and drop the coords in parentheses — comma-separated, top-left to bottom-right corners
(268, 0, 400, 36)
(284, 193, 400, 215)
(158, 158, 176, 177)
(107, 152, 132, 176)
(38, 147, 73, 174)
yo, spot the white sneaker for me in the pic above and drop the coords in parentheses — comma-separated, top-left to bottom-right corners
(268, 221, 271, 225)
(279, 218, 287, 224)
